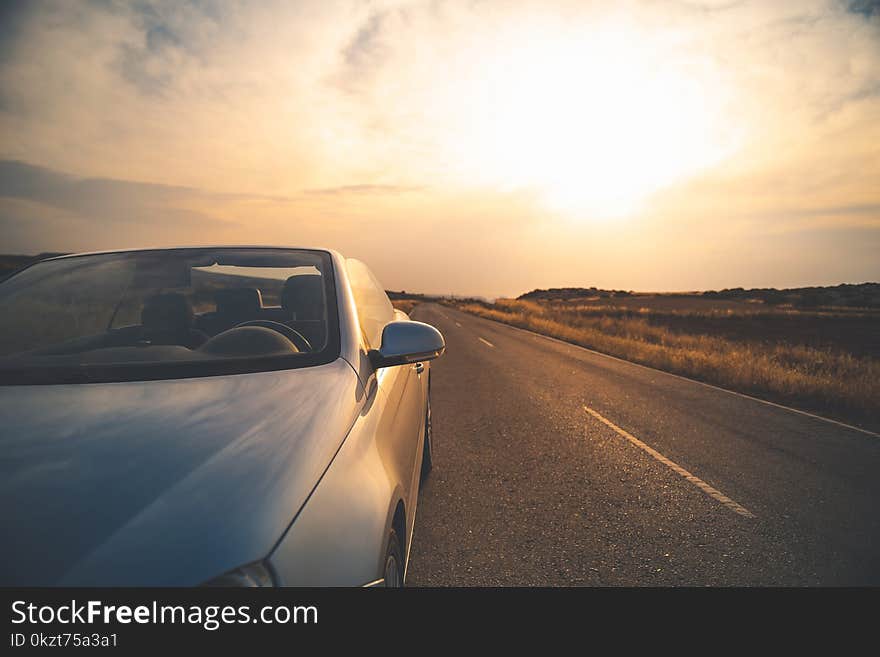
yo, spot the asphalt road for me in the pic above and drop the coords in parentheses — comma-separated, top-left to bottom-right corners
(406, 303, 880, 586)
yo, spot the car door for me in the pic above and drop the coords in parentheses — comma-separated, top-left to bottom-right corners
(388, 308, 428, 490)
(346, 260, 424, 495)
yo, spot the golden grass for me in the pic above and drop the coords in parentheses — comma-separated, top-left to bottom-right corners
(458, 299, 880, 425)
(391, 299, 419, 314)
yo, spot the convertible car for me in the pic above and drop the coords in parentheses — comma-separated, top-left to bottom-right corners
(0, 247, 444, 586)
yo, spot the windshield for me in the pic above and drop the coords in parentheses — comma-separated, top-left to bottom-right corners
(0, 248, 340, 384)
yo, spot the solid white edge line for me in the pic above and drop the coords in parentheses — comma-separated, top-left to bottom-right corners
(448, 307, 879, 439)
(585, 406, 756, 518)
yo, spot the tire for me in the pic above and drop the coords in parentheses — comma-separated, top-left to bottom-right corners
(383, 529, 404, 587)
(420, 380, 433, 481)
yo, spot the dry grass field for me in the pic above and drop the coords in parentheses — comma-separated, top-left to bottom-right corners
(455, 294, 880, 430)
(390, 298, 419, 314)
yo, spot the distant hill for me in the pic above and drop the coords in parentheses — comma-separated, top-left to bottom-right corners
(519, 286, 633, 301)
(701, 283, 880, 308)
(519, 283, 880, 309)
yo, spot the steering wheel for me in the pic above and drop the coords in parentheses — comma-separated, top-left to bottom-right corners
(233, 320, 312, 353)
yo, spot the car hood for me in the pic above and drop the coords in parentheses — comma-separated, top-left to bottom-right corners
(0, 358, 362, 586)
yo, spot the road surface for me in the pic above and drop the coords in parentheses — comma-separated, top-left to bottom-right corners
(407, 303, 880, 586)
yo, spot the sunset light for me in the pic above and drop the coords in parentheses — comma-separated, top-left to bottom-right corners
(0, 0, 877, 294)
(460, 23, 741, 218)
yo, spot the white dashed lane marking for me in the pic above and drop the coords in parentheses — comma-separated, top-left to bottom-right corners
(478, 337, 495, 348)
(584, 406, 756, 518)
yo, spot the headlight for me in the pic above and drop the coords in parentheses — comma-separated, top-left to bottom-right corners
(203, 561, 275, 587)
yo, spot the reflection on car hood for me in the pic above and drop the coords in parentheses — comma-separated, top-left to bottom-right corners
(0, 359, 362, 586)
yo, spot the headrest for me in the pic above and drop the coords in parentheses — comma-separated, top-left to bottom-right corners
(215, 288, 263, 316)
(281, 275, 324, 320)
(141, 293, 194, 332)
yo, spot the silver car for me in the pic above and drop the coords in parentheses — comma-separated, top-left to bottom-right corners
(0, 247, 444, 586)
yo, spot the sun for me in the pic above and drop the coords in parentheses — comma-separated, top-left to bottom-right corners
(457, 23, 740, 219)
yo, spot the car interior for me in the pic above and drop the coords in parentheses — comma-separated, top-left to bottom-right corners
(127, 273, 329, 356)
(15, 273, 329, 364)
(0, 248, 340, 368)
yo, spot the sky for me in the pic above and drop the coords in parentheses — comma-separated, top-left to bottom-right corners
(0, 0, 878, 297)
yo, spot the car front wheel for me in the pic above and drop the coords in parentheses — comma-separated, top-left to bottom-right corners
(420, 379, 433, 481)
(383, 529, 404, 587)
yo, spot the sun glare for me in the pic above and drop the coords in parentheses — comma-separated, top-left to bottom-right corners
(459, 24, 741, 219)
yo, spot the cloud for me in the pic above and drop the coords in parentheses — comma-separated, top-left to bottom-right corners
(3, 1, 875, 196)
(848, 0, 880, 17)
(0, 159, 249, 254)
(0, 158, 439, 269)
(784, 203, 880, 219)
(305, 184, 425, 196)
(0, 1, 878, 291)
(0, 159, 233, 226)
(1, 159, 198, 211)
(341, 11, 387, 76)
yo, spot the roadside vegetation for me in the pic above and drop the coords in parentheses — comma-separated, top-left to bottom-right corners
(388, 290, 442, 316)
(391, 299, 419, 314)
(454, 293, 879, 430)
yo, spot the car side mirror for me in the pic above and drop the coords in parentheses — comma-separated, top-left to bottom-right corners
(368, 321, 445, 369)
